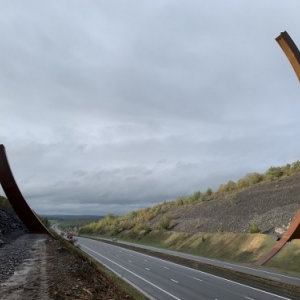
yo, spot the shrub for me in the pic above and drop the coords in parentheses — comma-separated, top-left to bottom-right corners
(218, 227, 224, 233)
(245, 173, 264, 185)
(155, 214, 177, 230)
(248, 221, 260, 233)
(192, 191, 202, 202)
(206, 188, 212, 196)
(175, 198, 184, 206)
(223, 180, 236, 192)
(292, 160, 300, 171)
(0, 195, 12, 209)
(265, 167, 284, 181)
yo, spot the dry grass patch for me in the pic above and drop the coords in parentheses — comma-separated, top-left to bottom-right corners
(266, 240, 300, 273)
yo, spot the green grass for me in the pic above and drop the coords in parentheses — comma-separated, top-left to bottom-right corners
(82, 230, 276, 264)
(49, 219, 58, 226)
(265, 240, 300, 273)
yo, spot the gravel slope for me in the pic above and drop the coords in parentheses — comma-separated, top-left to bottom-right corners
(150, 174, 300, 236)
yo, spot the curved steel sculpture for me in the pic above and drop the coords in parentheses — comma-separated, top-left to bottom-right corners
(0, 144, 50, 235)
(276, 31, 300, 82)
(255, 31, 300, 265)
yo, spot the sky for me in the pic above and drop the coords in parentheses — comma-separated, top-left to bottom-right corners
(1, 1, 300, 216)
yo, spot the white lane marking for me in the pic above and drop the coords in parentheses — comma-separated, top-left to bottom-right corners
(171, 279, 178, 283)
(144, 259, 148, 262)
(101, 247, 291, 300)
(128, 260, 132, 263)
(145, 268, 150, 271)
(245, 297, 254, 300)
(269, 276, 281, 281)
(183, 255, 299, 281)
(80, 238, 291, 299)
(194, 277, 202, 282)
(164, 266, 170, 269)
(116, 255, 119, 257)
(108, 240, 299, 282)
(80, 244, 181, 300)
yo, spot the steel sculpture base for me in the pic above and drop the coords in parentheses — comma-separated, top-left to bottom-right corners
(255, 31, 300, 265)
(255, 207, 300, 265)
(0, 144, 50, 235)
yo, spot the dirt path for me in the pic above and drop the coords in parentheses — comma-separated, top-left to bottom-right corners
(0, 235, 145, 300)
(0, 237, 50, 300)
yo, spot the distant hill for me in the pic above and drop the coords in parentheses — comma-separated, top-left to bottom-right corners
(42, 215, 104, 221)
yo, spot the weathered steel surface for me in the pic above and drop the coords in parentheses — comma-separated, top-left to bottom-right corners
(255, 31, 300, 265)
(255, 207, 300, 265)
(0, 144, 50, 234)
(276, 31, 300, 82)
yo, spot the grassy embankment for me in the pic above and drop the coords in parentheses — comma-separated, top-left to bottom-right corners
(78, 160, 300, 273)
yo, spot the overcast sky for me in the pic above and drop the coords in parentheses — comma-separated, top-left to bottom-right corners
(1, 1, 300, 216)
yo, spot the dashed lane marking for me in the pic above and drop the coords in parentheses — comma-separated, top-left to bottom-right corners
(194, 277, 202, 282)
(80, 244, 181, 300)
(171, 279, 178, 283)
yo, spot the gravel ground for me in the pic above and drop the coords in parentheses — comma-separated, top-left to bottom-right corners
(0, 205, 28, 246)
(0, 234, 50, 300)
(0, 203, 141, 300)
(0, 234, 143, 300)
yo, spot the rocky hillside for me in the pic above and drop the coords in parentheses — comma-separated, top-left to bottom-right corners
(80, 173, 300, 238)
(151, 174, 300, 236)
(0, 202, 28, 246)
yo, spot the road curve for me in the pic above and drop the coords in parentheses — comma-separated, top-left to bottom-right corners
(77, 236, 292, 300)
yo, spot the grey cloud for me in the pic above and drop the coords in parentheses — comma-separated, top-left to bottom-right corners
(1, 1, 300, 215)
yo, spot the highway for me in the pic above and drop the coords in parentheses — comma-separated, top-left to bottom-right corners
(101, 239, 300, 288)
(76, 236, 293, 300)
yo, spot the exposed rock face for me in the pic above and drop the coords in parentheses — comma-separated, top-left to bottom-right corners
(0, 204, 28, 246)
(150, 174, 300, 237)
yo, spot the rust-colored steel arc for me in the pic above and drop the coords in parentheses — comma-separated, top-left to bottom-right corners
(255, 31, 300, 265)
(255, 207, 300, 265)
(0, 144, 51, 235)
(276, 31, 300, 82)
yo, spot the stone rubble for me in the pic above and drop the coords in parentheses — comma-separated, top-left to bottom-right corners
(0, 204, 30, 283)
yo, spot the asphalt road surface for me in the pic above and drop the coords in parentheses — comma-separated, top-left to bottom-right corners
(76, 236, 293, 300)
(101, 238, 300, 288)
